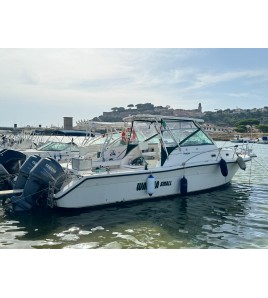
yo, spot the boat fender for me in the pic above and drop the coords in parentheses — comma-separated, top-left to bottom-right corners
(147, 174, 155, 196)
(237, 156, 246, 170)
(180, 176, 188, 195)
(219, 158, 228, 177)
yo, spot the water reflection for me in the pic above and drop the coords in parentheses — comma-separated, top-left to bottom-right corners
(1, 180, 262, 249)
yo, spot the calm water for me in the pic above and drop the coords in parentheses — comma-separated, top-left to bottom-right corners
(1, 142, 268, 249)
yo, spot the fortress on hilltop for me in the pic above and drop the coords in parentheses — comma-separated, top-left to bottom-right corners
(76, 103, 203, 127)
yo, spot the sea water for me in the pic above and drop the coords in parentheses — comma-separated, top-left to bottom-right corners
(0, 142, 268, 249)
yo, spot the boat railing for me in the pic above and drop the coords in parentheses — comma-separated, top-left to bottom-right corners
(180, 145, 242, 167)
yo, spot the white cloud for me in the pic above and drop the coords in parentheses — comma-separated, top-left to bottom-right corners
(180, 70, 268, 92)
(226, 92, 250, 98)
(1, 48, 268, 126)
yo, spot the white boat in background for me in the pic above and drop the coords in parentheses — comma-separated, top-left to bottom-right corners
(21, 141, 81, 162)
(257, 136, 268, 144)
(1, 114, 251, 213)
(230, 135, 256, 143)
(236, 143, 257, 158)
(0, 121, 128, 191)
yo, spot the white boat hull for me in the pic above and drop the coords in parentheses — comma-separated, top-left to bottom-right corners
(54, 161, 240, 209)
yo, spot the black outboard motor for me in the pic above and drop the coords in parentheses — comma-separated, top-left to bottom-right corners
(14, 155, 41, 189)
(10, 157, 66, 212)
(0, 163, 12, 190)
(0, 149, 27, 174)
(0, 149, 27, 190)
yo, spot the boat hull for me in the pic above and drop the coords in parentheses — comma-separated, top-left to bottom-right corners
(54, 161, 240, 209)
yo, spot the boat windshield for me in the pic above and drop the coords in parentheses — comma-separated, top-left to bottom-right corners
(88, 132, 121, 145)
(37, 142, 79, 152)
(179, 130, 213, 146)
(163, 120, 213, 146)
(132, 122, 159, 142)
(133, 119, 213, 146)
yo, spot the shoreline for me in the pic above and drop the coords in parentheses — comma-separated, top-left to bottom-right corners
(207, 132, 263, 141)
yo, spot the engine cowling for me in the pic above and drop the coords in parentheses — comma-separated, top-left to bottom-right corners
(0, 149, 27, 190)
(10, 157, 66, 212)
(0, 149, 26, 174)
(14, 155, 41, 189)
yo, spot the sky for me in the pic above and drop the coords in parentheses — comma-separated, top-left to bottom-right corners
(1, 1, 268, 129)
(1, 48, 268, 128)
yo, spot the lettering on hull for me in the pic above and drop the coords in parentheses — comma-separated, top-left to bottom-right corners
(136, 180, 172, 191)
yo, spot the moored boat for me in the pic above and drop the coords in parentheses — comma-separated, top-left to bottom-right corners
(0, 122, 129, 191)
(230, 135, 256, 143)
(257, 136, 268, 144)
(1, 114, 251, 213)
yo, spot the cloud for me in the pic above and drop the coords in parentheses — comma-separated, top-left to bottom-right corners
(1, 48, 268, 126)
(180, 70, 268, 92)
(226, 92, 250, 98)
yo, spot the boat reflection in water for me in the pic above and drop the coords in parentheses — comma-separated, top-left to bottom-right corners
(1, 181, 258, 249)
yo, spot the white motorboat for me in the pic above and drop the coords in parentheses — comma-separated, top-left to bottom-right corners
(21, 141, 81, 162)
(230, 135, 256, 143)
(236, 142, 257, 158)
(257, 136, 268, 144)
(0, 121, 130, 192)
(2, 114, 251, 212)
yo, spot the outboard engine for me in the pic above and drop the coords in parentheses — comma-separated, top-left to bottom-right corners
(10, 157, 66, 212)
(0, 163, 12, 190)
(0, 149, 27, 190)
(14, 155, 41, 189)
(0, 149, 27, 174)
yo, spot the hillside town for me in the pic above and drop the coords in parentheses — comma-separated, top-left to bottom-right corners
(75, 103, 268, 140)
(1, 103, 268, 141)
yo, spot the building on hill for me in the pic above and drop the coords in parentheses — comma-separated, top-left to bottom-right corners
(75, 103, 204, 129)
(173, 103, 203, 118)
(101, 103, 203, 121)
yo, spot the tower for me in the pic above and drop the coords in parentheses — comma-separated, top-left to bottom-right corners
(63, 117, 73, 130)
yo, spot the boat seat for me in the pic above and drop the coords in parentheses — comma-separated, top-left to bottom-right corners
(139, 142, 158, 158)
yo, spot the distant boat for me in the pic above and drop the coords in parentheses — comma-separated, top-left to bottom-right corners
(230, 135, 256, 143)
(236, 143, 257, 158)
(257, 136, 268, 144)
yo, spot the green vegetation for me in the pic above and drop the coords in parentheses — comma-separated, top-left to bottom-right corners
(235, 126, 247, 133)
(233, 119, 260, 133)
(257, 124, 268, 133)
(235, 119, 260, 126)
(95, 104, 268, 130)
(204, 108, 268, 127)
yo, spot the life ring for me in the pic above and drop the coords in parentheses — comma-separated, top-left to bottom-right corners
(121, 128, 137, 143)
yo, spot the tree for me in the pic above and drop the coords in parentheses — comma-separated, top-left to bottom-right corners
(127, 104, 134, 109)
(235, 119, 260, 126)
(117, 107, 125, 112)
(111, 107, 118, 112)
(235, 125, 247, 133)
(257, 124, 268, 133)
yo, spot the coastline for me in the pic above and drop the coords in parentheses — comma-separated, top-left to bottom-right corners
(207, 132, 262, 141)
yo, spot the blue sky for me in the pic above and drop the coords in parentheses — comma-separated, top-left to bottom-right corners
(1, 48, 268, 127)
(1, 1, 268, 128)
